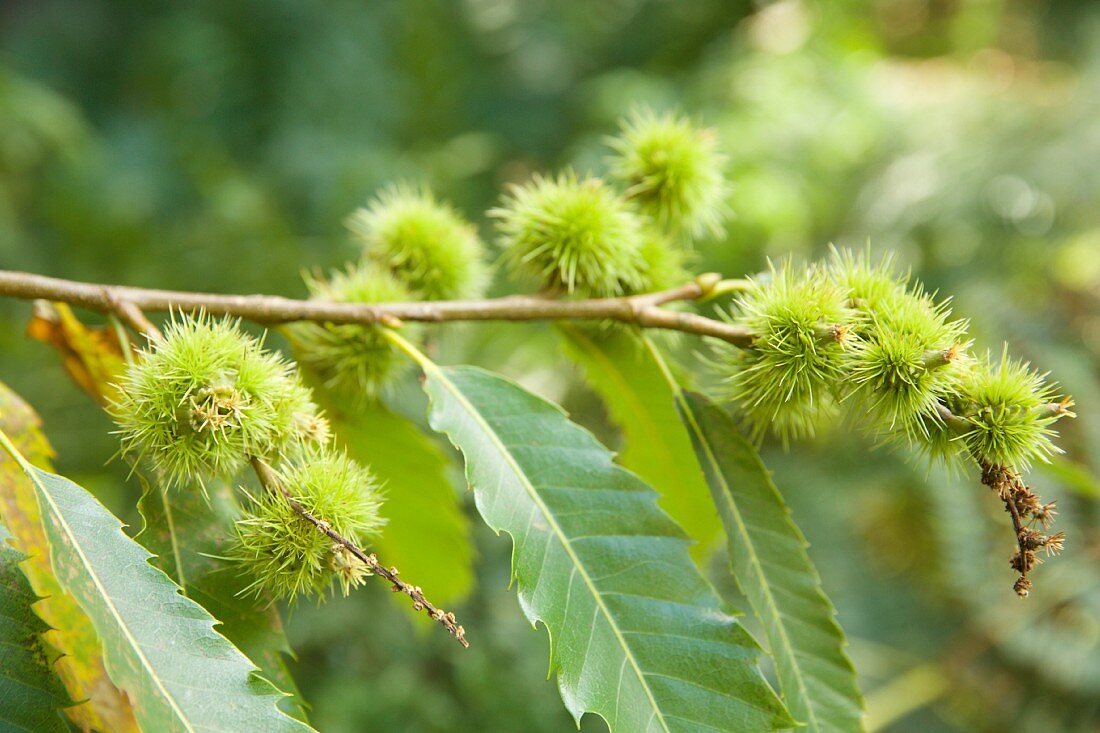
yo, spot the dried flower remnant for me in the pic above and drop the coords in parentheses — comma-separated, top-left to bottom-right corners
(981, 462, 1067, 597)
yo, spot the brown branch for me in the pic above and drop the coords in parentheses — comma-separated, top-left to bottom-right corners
(249, 457, 468, 648)
(0, 270, 754, 346)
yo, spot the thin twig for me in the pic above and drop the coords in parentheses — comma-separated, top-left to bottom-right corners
(0, 270, 754, 346)
(249, 456, 469, 648)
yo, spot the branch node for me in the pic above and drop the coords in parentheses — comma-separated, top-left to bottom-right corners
(103, 287, 162, 342)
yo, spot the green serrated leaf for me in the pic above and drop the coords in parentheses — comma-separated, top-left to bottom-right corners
(673, 386, 865, 733)
(410, 357, 792, 732)
(327, 399, 473, 606)
(0, 522, 72, 733)
(0, 381, 139, 732)
(558, 324, 721, 558)
(0, 429, 317, 733)
(134, 478, 309, 721)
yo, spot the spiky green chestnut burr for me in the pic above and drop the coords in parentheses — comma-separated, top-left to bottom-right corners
(287, 263, 412, 403)
(848, 327, 971, 443)
(608, 108, 730, 240)
(234, 446, 384, 601)
(492, 171, 648, 296)
(910, 409, 968, 465)
(347, 184, 490, 301)
(951, 349, 1070, 470)
(634, 229, 691, 294)
(828, 248, 908, 312)
(282, 379, 332, 447)
(836, 254, 974, 440)
(110, 315, 309, 486)
(713, 262, 855, 443)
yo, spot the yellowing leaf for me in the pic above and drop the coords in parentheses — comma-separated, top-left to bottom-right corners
(26, 302, 129, 405)
(0, 427, 317, 733)
(0, 381, 139, 733)
(0, 520, 74, 732)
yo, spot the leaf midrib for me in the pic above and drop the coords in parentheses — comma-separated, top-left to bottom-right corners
(0, 430, 195, 733)
(642, 336, 819, 732)
(428, 363, 671, 733)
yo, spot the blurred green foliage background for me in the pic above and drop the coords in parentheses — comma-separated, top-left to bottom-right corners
(2, 1, 1099, 731)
